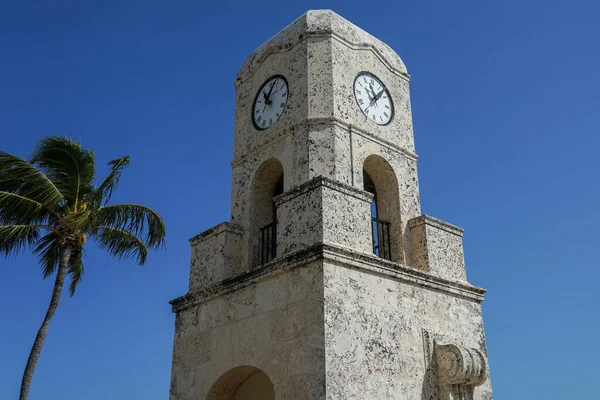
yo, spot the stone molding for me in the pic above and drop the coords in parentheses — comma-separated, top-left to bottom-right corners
(274, 175, 373, 206)
(170, 243, 486, 313)
(188, 222, 243, 246)
(322, 244, 484, 301)
(408, 214, 464, 237)
(230, 117, 419, 168)
(307, 31, 409, 79)
(333, 118, 419, 162)
(235, 10, 409, 85)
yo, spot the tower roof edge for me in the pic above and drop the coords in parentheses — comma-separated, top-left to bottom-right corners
(236, 9, 408, 84)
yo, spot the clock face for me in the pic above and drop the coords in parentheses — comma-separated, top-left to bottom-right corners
(353, 72, 393, 125)
(253, 75, 289, 130)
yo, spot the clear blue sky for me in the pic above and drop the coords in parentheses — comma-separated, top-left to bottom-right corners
(1, 1, 598, 399)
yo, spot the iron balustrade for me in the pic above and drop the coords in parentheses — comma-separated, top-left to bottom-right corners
(260, 222, 277, 264)
(371, 217, 392, 261)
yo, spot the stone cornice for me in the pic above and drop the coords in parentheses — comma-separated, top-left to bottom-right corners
(188, 222, 243, 246)
(311, 32, 410, 80)
(274, 176, 373, 206)
(322, 244, 485, 301)
(318, 118, 419, 162)
(170, 243, 486, 313)
(235, 10, 409, 86)
(170, 244, 323, 313)
(408, 214, 464, 237)
(230, 117, 418, 168)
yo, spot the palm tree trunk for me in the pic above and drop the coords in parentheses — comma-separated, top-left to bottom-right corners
(19, 246, 72, 400)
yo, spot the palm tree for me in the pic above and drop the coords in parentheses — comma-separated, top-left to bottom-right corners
(0, 136, 166, 400)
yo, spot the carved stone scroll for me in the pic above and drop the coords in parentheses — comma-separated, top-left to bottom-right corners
(436, 343, 487, 386)
(435, 343, 488, 400)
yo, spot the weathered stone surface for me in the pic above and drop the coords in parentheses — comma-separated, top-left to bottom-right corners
(169, 9, 492, 400)
(170, 262, 326, 399)
(408, 215, 467, 281)
(188, 222, 243, 292)
(323, 260, 492, 400)
(275, 176, 373, 257)
(171, 244, 490, 399)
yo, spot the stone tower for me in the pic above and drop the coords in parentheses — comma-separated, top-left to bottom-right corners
(169, 10, 492, 400)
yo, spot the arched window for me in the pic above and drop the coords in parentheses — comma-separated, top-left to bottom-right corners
(207, 366, 275, 400)
(250, 158, 284, 266)
(363, 155, 402, 262)
(363, 169, 378, 219)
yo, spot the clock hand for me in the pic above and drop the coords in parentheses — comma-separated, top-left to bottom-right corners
(369, 84, 383, 108)
(370, 89, 385, 108)
(266, 80, 276, 105)
(364, 88, 374, 111)
(368, 83, 377, 100)
(367, 92, 377, 108)
(262, 91, 269, 113)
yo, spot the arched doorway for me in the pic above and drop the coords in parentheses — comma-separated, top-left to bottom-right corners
(207, 366, 275, 400)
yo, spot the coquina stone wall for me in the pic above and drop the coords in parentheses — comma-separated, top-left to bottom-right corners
(171, 261, 326, 400)
(323, 260, 491, 399)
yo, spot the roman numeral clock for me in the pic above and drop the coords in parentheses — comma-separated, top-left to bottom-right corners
(252, 75, 288, 130)
(354, 71, 393, 125)
(168, 10, 492, 400)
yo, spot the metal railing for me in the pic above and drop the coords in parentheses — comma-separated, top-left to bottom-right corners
(372, 217, 392, 261)
(260, 222, 277, 264)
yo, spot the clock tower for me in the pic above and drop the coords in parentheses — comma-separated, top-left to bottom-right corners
(169, 10, 492, 400)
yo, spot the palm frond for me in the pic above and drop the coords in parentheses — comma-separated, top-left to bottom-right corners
(68, 248, 84, 296)
(0, 151, 63, 209)
(0, 225, 41, 257)
(0, 191, 45, 225)
(89, 156, 130, 209)
(94, 226, 148, 265)
(94, 204, 165, 249)
(31, 136, 96, 210)
(32, 232, 61, 278)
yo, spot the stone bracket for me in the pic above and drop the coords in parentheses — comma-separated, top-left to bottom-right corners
(436, 344, 487, 387)
(422, 329, 488, 400)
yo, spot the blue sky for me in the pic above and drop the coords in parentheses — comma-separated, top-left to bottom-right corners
(1, 1, 599, 399)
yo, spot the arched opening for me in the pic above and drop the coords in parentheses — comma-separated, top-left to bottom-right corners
(363, 169, 378, 219)
(206, 366, 275, 400)
(250, 158, 284, 266)
(363, 155, 402, 262)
